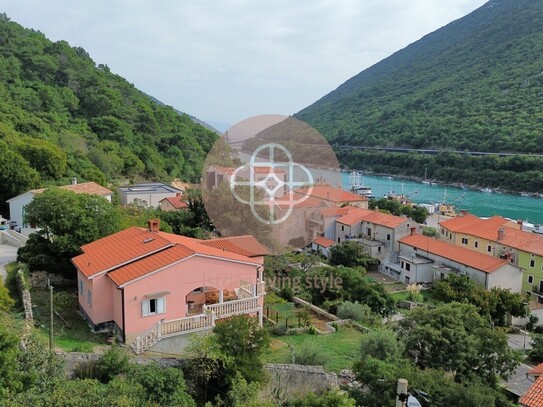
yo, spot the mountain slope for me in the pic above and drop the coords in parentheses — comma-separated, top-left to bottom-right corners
(0, 13, 217, 214)
(296, 0, 543, 154)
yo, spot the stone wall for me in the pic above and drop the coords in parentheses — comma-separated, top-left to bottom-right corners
(17, 270, 33, 323)
(292, 296, 340, 321)
(260, 364, 338, 404)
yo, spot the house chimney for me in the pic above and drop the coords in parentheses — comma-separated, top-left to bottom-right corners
(497, 227, 505, 241)
(517, 219, 523, 231)
(71, 177, 77, 185)
(148, 219, 160, 233)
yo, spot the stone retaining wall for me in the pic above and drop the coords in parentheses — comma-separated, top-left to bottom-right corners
(17, 270, 33, 323)
(292, 296, 340, 321)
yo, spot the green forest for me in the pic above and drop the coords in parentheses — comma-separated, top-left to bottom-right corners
(296, 0, 543, 189)
(0, 13, 217, 213)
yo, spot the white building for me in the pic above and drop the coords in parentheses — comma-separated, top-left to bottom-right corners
(383, 233, 523, 292)
(6, 179, 113, 230)
(118, 182, 183, 208)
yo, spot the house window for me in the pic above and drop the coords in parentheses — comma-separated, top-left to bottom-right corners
(337, 237, 341, 243)
(461, 238, 468, 245)
(367, 227, 372, 236)
(529, 275, 534, 284)
(401, 261, 404, 269)
(404, 276, 410, 284)
(87, 290, 92, 307)
(378, 247, 381, 252)
(405, 263, 411, 271)
(406, 223, 410, 228)
(530, 259, 536, 268)
(487, 245, 492, 253)
(79, 280, 83, 295)
(341, 225, 344, 231)
(474, 241, 479, 249)
(386, 234, 391, 241)
(142, 297, 166, 317)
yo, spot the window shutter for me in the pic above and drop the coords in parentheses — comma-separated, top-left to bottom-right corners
(142, 300, 150, 317)
(157, 297, 165, 314)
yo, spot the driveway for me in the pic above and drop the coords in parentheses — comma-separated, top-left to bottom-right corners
(0, 243, 18, 282)
(507, 332, 533, 350)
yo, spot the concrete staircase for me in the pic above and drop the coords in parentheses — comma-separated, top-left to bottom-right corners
(0, 230, 28, 248)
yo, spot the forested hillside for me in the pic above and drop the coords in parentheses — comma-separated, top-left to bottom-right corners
(296, 0, 543, 154)
(0, 13, 217, 211)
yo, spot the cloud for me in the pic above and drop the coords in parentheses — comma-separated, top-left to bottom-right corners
(2, 0, 488, 124)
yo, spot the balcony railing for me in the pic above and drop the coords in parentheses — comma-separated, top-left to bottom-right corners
(131, 294, 262, 354)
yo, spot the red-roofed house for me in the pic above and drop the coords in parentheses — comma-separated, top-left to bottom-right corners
(6, 178, 113, 231)
(335, 207, 416, 259)
(311, 236, 336, 257)
(72, 220, 267, 353)
(439, 212, 543, 306)
(159, 193, 188, 212)
(388, 233, 523, 291)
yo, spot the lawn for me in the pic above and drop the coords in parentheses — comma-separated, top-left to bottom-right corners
(31, 287, 110, 352)
(262, 326, 365, 372)
(390, 289, 438, 305)
(383, 281, 407, 293)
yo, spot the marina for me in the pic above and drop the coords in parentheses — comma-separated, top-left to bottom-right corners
(340, 172, 543, 225)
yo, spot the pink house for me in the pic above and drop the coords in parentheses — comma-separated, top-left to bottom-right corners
(72, 220, 267, 353)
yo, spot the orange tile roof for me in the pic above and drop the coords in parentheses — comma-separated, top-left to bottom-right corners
(157, 232, 262, 264)
(108, 245, 195, 286)
(313, 236, 335, 248)
(440, 214, 543, 256)
(32, 181, 112, 197)
(161, 196, 188, 209)
(274, 195, 325, 209)
(319, 206, 354, 217)
(528, 363, 543, 376)
(336, 207, 407, 228)
(200, 235, 269, 257)
(73, 227, 173, 277)
(362, 211, 410, 228)
(520, 374, 543, 407)
(399, 234, 510, 273)
(294, 185, 366, 204)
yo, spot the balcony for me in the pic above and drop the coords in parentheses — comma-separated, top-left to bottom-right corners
(131, 281, 265, 354)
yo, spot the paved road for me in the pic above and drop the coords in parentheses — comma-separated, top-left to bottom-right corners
(0, 243, 18, 282)
(507, 332, 533, 350)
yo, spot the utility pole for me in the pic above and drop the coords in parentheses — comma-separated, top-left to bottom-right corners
(49, 284, 54, 352)
(396, 378, 408, 407)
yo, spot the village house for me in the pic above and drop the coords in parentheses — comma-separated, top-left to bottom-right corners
(159, 194, 188, 212)
(383, 233, 523, 292)
(6, 178, 113, 231)
(439, 213, 543, 304)
(118, 182, 184, 208)
(72, 220, 267, 353)
(334, 207, 415, 260)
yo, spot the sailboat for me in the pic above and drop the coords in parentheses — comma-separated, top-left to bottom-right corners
(422, 167, 430, 185)
(349, 171, 375, 199)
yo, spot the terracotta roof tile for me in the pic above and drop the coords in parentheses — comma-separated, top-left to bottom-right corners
(319, 206, 354, 217)
(274, 195, 325, 209)
(161, 196, 188, 209)
(200, 235, 269, 257)
(313, 236, 335, 248)
(399, 234, 510, 273)
(440, 214, 543, 256)
(108, 245, 195, 286)
(73, 227, 173, 277)
(294, 185, 366, 204)
(32, 182, 112, 197)
(336, 207, 408, 228)
(157, 232, 262, 264)
(528, 363, 543, 376)
(520, 374, 543, 407)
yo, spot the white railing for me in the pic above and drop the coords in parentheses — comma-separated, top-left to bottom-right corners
(160, 313, 213, 337)
(132, 296, 262, 354)
(257, 280, 266, 296)
(203, 296, 259, 319)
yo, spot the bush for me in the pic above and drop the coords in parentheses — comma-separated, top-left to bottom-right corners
(422, 227, 439, 237)
(527, 314, 539, 331)
(322, 299, 344, 314)
(95, 346, 130, 383)
(280, 287, 294, 302)
(337, 301, 381, 327)
(265, 292, 287, 306)
(295, 344, 326, 366)
(272, 323, 288, 336)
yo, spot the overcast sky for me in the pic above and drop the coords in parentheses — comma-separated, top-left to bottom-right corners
(3, 0, 487, 129)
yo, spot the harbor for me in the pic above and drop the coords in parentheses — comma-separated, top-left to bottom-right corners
(340, 172, 543, 225)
